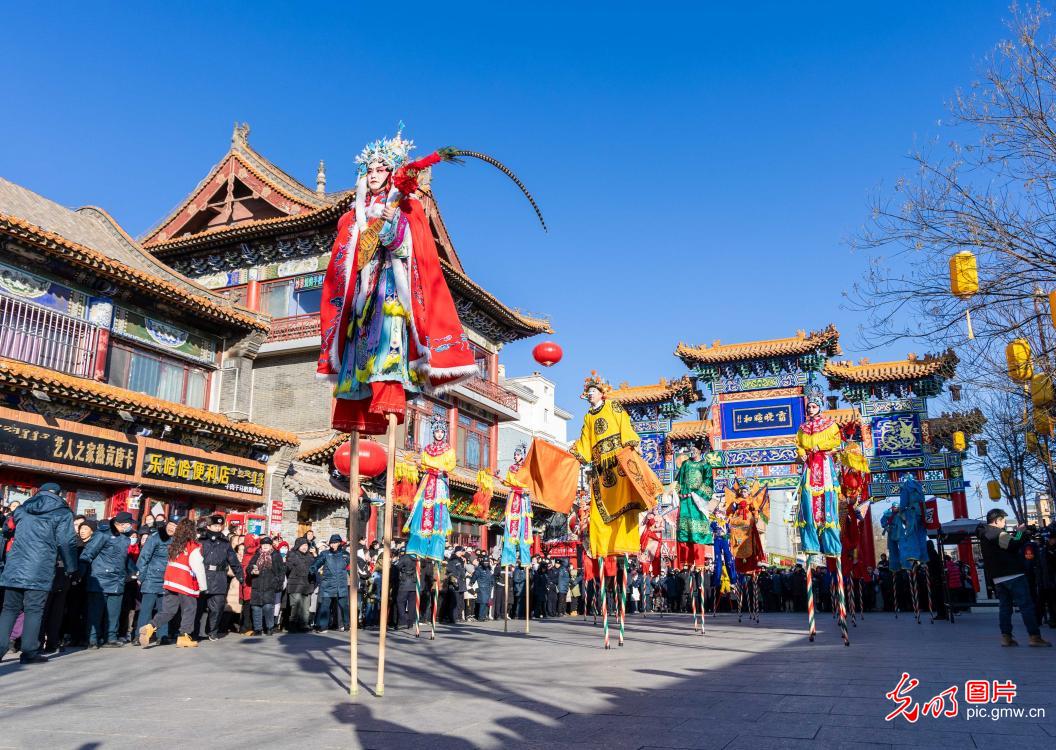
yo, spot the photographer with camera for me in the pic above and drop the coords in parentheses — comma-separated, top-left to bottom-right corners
(978, 508, 1052, 647)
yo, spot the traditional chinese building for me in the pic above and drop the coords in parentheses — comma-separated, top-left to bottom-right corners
(140, 124, 550, 539)
(823, 351, 974, 578)
(0, 177, 297, 524)
(675, 326, 843, 561)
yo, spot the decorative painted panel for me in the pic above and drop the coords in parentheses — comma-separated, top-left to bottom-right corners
(0, 261, 88, 318)
(860, 397, 926, 417)
(638, 432, 665, 477)
(869, 412, 923, 458)
(113, 307, 218, 364)
(723, 446, 799, 466)
(715, 372, 806, 394)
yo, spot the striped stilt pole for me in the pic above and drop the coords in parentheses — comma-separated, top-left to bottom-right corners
(736, 576, 744, 623)
(922, 563, 936, 623)
(414, 559, 422, 638)
(601, 571, 610, 650)
(691, 566, 700, 632)
(893, 572, 900, 619)
(806, 559, 816, 642)
(430, 573, 437, 640)
(503, 566, 510, 633)
(617, 556, 627, 647)
(856, 577, 864, 620)
(909, 563, 921, 624)
(846, 570, 856, 628)
(835, 563, 850, 647)
(830, 575, 837, 619)
(752, 572, 761, 623)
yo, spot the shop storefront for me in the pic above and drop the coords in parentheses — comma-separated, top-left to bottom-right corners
(0, 405, 269, 523)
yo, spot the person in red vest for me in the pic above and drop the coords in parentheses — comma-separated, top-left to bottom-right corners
(137, 518, 207, 649)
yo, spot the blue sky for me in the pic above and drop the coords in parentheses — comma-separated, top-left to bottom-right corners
(1, 0, 1010, 436)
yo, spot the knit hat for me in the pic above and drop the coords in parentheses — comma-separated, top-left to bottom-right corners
(259, 536, 274, 546)
(112, 511, 135, 525)
(329, 534, 343, 544)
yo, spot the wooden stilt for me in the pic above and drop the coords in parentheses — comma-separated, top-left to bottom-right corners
(414, 559, 421, 638)
(374, 413, 399, 697)
(503, 566, 510, 633)
(430, 572, 437, 640)
(691, 564, 699, 632)
(835, 564, 850, 647)
(525, 564, 531, 634)
(909, 562, 921, 624)
(347, 431, 361, 697)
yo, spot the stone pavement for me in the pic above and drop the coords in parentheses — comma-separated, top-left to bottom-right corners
(0, 609, 1054, 749)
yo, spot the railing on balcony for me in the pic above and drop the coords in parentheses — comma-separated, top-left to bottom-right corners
(266, 313, 321, 343)
(463, 375, 519, 411)
(0, 294, 101, 378)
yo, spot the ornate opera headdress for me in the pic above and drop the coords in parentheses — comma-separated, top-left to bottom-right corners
(581, 370, 612, 400)
(430, 416, 449, 438)
(806, 385, 826, 410)
(514, 442, 528, 461)
(355, 123, 414, 177)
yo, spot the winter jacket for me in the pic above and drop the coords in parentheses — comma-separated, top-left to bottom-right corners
(0, 489, 77, 591)
(978, 524, 1030, 586)
(240, 534, 261, 601)
(80, 523, 133, 594)
(512, 567, 526, 594)
(556, 564, 571, 593)
(246, 549, 286, 606)
(136, 527, 173, 594)
(285, 541, 315, 596)
(199, 531, 244, 594)
(446, 555, 467, 592)
(471, 566, 495, 598)
(311, 548, 350, 598)
(396, 553, 419, 592)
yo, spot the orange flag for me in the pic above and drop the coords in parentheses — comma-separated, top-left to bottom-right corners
(514, 438, 579, 514)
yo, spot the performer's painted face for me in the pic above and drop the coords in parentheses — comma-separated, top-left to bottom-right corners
(366, 161, 392, 193)
(807, 400, 821, 417)
(586, 386, 603, 408)
(690, 446, 702, 460)
(433, 427, 447, 444)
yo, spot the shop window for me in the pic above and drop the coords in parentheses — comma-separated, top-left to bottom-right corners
(260, 277, 323, 319)
(75, 489, 107, 519)
(108, 343, 211, 409)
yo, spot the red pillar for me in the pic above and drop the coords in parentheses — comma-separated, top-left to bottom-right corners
(245, 280, 261, 311)
(950, 488, 979, 591)
(93, 329, 110, 381)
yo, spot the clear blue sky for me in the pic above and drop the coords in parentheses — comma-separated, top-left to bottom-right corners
(1, 1, 1010, 431)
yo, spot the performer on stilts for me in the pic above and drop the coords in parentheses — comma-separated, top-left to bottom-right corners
(318, 126, 544, 695)
(898, 475, 929, 624)
(710, 504, 738, 614)
(795, 386, 849, 646)
(501, 443, 534, 633)
(672, 442, 720, 632)
(571, 372, 662, 649)
(726, 481, 770, 624)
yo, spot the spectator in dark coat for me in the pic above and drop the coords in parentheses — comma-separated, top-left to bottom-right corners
(80, 511, 135, 647)
(136, 521, 174, 636)
(197, 516, 244, 640)
(443, 547, 468, 623)
(471, 559, 495, 620)
(396, 551, 420, 629)
(246, 537, 285, 635)
(312, 535, 350, 631)
(556, 560, 571, 616)
(0, 483, 77, 664)
(284, 538, 315, 632)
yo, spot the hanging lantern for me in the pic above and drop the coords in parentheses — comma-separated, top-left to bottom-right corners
(1050, 290, 1056, 331)
(975, 440, 988, 457)
(987, 479, 1002, 501)
(949, 251, 979, 339)
(1006, 339, 1034, 382)
(952, 431, 966, 452)
(1000, 467, 1014, 486)
(1027, 431, 1040, 455)
(1031, 373, 1054, 409)
(333, 440, 388, 478)
(532, 341, 563, 367)
(1035, 411, 1054, 437)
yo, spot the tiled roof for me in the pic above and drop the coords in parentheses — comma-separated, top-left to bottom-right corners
(667, 420, 713, 441)
(142, 125, 338, 247)
(608, 376, 701, 406)
(439, 258, 552, 337)
(823, 350, 959, 385)
(0, 178, 267, 332)
(0, 357, 298, 448)
(676, 324, 841, 365)
(283, 461, 350, 503)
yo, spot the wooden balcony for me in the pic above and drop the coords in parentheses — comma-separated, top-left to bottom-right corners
(266, 313, 321, 343)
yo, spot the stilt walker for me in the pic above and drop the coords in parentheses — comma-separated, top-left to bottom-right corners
(897, 476, 929, 626)
(691, 565, 700, 631)
(501, 443, 533, 635)
(673, 441, 719, 633)
(318, 127, 543, 695)
(795, 386, 847, 644)
(726, 480, 769, 623)
(569, 372, 662, 649)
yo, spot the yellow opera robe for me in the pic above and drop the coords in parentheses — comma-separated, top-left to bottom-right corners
(572, 399, 644, 557)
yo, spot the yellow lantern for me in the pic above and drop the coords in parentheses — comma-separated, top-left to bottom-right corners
(1050, 290, 1056, 331)
(987, 479, 1002, 500)
(1036, 410, 1054, 437)
(949, 251, 979, 340)
(952, 431, 966, 452)
(1006, 338, 1034, 382)
(1000, 467, 1014, 485)
(1031, 373, 1054, 409)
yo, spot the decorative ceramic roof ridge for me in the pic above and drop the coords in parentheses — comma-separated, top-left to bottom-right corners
(283, 461, 350, 503)
(609, 375, 701, 405)
(823, 349, 959, 384)
(675, 324, 842, 364)
(0, 357, 298, 447)
(438, 258, 552, 337)
(0, 212, 269, 332)
(234, 136, 333, 208)
(146, 195, 352, 254)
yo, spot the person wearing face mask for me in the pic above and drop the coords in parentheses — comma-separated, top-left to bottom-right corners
(79, 511, 136, 648)
(196, 515, 244, 641)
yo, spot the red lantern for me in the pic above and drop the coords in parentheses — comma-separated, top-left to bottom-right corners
(334, 440, 388, 478)
(532, 341, 563, 367)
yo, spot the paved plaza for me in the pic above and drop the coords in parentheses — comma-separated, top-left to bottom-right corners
(1, 609, 1054, 749)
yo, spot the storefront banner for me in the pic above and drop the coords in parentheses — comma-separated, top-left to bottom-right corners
(141, 445, 265, 497)
(0, 414, 137, 478)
